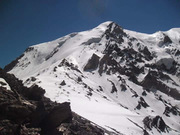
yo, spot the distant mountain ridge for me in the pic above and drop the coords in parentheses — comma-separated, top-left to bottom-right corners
(5, 21, 180, 135)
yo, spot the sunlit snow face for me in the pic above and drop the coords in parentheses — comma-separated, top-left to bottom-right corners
(78, 0, 108, 18)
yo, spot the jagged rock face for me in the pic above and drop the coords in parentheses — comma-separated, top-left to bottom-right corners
(5, 22, 180, 135)
(141, 70, 180, 100)
(143, 116, 167, 132)
(104, 22, 127, 44)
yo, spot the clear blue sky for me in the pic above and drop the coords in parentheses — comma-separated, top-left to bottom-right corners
(0, 0, 180, 68)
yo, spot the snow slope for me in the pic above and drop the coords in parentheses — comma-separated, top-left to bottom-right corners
(5, 21, 180, 135)
(0, 77, 11, 90)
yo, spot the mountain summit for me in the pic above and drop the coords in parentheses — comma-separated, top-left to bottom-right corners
(5, 22, 180, 135)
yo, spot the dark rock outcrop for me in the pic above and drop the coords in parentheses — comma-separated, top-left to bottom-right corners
(136, 97, 149, 110)
(141, 70, 180, 100)
(163, 35, 172, 44)
(143, 115, 168, 132)
(4, 54, 24, 72)
(84, 53, 100, 71)
(58, 59, 82, 73)
(104, 22, 127, 44)
(98, 54, 124, 76)
(108, 80, 118, 93)
(163, 105, 180, 117)
(139, 46, 153, 61)
(60, 80, 66, 86)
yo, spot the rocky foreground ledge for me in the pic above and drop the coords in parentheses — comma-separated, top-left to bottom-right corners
(0, 68, 106, 135)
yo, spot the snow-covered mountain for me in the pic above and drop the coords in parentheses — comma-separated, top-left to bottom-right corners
(5, 21, 180, 135)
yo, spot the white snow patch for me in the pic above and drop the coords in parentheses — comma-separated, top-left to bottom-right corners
(0, 78, 11, 90)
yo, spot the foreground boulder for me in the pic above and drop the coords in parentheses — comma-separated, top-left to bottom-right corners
(0, 83, 72, 135)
